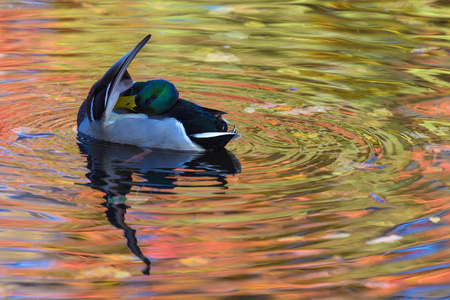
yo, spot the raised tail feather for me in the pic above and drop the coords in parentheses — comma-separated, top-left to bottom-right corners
(85, 35, 151, 124)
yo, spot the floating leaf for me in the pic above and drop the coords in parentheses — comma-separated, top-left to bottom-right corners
(12, 129, 54, 140)
(366, 235, 402, 245)
(180, 256, 211, 267)
(429, 217, 441, 224)
(205, 53, 240, 62)
(210, 32, 248, 41)
(323, 232, 351, 239)
(410, 46, 440, 54)
(368, 108, 394, 117)
(277, 236, 304, 242)
(277, 68, 300, 75)
(244, 107, 256, 113)
(78, 266, 131, 279)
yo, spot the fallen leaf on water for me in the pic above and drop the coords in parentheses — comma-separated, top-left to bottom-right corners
(244, 107, 256, 113)
(410, 46, 441, 54)
(429, 217, 441, 224)
(323, 232, 351, 239)
(277, 68, 300, 75)
(11, 128, 54, 140)
(258, 103, 283, 109)
(283, 106, 334, 116)
(366, 234, 402, 245)
(277, 236, 304, 242)
(205, 53, 240, 62)
(77, 266, 131, 280)
(180, 256, 211, 267)
(368, 108, 394, 117)
(210, 31, 248, 41)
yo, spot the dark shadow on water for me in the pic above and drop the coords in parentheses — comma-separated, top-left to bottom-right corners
(77, 135, 241, 275)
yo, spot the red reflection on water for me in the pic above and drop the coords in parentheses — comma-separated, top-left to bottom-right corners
(406, 97, 450, 117)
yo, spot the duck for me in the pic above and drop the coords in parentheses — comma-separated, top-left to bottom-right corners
(77, 34, 241, 152)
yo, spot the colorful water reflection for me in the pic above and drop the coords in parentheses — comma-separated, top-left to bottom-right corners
(0, 1, 449, 299)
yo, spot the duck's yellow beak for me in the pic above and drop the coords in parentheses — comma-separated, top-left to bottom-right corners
(114, 95, 137, 111)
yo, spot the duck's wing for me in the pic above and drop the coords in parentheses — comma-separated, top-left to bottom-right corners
(163, 99, 227, 134)
(199, 106, 227, 118)
(163, 99, 241, 150)
(85, 34, 151, 124)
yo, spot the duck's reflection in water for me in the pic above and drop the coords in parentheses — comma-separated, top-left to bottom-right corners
(77, 136, 241, 275)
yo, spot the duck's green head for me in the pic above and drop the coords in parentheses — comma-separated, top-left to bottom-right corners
(114, 80, 179, 115)
(134, 79, 179, 115)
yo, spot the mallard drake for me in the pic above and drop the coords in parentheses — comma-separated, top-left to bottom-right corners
(77, 34, 241, 151)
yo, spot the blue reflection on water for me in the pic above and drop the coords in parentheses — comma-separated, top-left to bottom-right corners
(387, 240, 449, 262)
(390, 284, 450, 300)
(393, 263, 450, 275)
(384, 211, 447, 236)
(5, 260, 52, 268)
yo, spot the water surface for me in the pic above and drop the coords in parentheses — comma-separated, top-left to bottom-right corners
(0, 1, 449, 299)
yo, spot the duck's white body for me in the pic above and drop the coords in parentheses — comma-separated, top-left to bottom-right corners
(78, 112, 203, 151)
